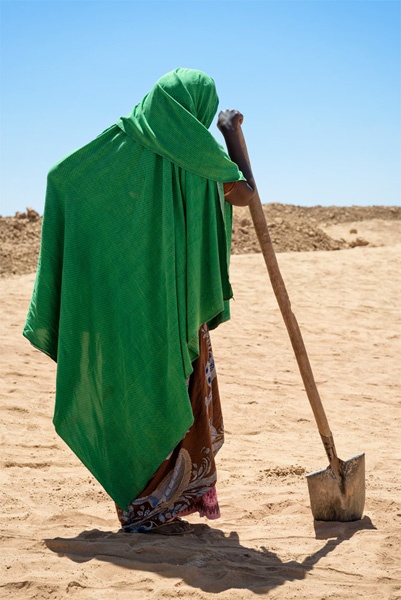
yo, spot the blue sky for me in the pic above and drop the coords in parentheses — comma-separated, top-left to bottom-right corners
(1, 0, 400, 216)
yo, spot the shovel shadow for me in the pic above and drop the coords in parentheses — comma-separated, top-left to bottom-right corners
(44, 516, 376, 594)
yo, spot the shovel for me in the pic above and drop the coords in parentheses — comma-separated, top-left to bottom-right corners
(236, 124, 365, 521)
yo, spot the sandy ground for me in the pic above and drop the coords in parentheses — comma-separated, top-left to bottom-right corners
(1, 222, 400, 599)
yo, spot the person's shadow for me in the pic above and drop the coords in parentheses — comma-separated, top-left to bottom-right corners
(44, 517, 375, 594)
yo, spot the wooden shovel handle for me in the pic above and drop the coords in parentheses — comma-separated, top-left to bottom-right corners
(236, 125, 338, 463)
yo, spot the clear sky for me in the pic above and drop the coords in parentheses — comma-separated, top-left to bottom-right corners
(1, 0, 400, 216)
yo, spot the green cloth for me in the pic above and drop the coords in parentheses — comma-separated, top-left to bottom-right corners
(23, 68, 245, 509)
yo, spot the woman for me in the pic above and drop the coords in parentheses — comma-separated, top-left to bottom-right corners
(23, 68, 254, 535)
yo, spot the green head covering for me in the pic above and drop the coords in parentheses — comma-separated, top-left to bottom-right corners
(155, 68, 218, 128)
(117, 67, 243, 181)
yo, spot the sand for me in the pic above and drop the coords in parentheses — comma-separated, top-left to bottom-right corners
(1, 219, 400, 599)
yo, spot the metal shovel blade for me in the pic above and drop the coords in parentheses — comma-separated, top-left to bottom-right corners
(306, 453, 365, 521)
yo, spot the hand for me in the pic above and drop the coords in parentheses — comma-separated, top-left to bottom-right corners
(217, 109, 244, 133)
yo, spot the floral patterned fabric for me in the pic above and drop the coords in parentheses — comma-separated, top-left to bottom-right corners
(116, 324, 224, 532)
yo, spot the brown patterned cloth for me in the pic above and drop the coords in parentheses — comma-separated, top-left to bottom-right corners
(116, 324, 224, 532)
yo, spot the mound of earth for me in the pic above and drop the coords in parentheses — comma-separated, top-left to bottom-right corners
(1, 204, 400, 277)
(1, 208, 42, 278)
(231, 203, 400, 255)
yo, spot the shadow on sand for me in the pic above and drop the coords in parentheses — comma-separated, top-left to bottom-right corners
(44, 516, 376, 594)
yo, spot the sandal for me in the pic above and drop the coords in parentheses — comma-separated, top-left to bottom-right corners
(146, 517, 194, 536)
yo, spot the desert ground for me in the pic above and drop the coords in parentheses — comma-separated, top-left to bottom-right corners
(1, 205, 400, 599)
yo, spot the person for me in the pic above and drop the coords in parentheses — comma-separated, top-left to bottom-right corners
(23, 68, 255, 535)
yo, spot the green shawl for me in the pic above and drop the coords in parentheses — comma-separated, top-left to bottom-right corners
(23, 68, 245, 508)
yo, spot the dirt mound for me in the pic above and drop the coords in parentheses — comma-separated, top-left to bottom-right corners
(1, 209, 42, 277)
(1, 204, 400, 277)
(231, 203, 400, 254)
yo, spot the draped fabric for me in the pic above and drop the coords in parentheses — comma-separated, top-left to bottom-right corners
(23, 68, 244, 509)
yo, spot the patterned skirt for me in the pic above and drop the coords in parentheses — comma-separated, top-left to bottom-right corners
(116, 324, 224, 532)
